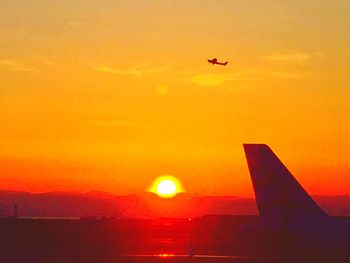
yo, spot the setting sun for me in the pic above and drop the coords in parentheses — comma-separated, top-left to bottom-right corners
(149, 175, 184, 198)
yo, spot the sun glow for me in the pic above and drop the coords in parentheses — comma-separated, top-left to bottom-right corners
(149, 175, 184, 198)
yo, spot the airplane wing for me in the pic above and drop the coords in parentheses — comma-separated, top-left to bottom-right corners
(242, 144, 350, 262)
(243, 144, 328, 225)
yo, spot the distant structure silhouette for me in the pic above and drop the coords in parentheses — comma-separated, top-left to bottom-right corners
(14, 204, 18, 218)
(188, 218, 193, 257)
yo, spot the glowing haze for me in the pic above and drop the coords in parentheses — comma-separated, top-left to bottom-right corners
(1, 1, 350, 197)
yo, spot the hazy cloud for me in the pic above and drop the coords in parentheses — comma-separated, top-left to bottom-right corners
(239, 69, 305, 80)
(263, 52, 312, 63)
(155, 85, 169, 95)
(67, 21, 86, 28)
(191, 73, 236, 86)
(0, 58, 56, 72)
(191, 69, 304, 87)
(95, 64, 165, 77)
(0, 59, 38, 72)
(91, 120, 143, 127)
(265, 71, 304, 79)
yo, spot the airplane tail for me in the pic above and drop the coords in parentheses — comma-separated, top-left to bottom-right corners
(224, 62, 228, 65)
(243, 144, 327, 225)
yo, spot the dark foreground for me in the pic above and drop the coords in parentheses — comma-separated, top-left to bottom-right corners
(0, 215, 257, 263)
(119, 255, 254, 263)
(2, 215, 350, 263)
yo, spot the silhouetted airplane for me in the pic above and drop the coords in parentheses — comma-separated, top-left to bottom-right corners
(242, 144, 350, 263)
(208, 58, 228, 66)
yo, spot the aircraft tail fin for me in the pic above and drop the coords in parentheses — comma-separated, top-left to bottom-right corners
(224, 62, 228, 65)
(243, 144, 327, 225)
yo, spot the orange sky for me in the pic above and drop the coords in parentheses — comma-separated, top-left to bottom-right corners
(1, 1, 350, 196)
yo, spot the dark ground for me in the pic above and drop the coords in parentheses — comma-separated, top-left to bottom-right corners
(0, 215, 258, 263)
(1, 215, 349, 263)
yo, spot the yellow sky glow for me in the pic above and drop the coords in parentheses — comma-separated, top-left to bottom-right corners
(1, 1, 350, 196)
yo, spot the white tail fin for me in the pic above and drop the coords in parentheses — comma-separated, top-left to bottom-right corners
(243, 144, 327, 225)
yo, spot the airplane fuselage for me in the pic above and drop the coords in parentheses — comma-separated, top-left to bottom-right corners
(208, 59, 228, 66)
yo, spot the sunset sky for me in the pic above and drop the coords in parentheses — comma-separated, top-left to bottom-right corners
(1, 0, 350, 197)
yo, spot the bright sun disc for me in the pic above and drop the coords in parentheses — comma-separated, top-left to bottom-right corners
(157, 180, 176, 195)
(149, 175, 184, 198)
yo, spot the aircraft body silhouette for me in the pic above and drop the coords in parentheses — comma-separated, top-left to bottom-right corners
(242, 144, 350, 263)
(208, 58, 228, 66)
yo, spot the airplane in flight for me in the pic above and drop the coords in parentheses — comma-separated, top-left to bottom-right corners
(208, 58, 228, 66)
(242, 144, 350, 263)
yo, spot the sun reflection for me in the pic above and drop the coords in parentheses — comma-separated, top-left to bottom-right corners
(158, 253, 175, 258)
